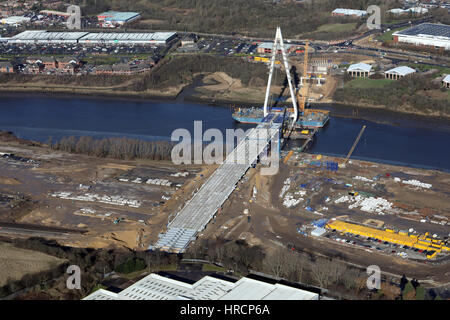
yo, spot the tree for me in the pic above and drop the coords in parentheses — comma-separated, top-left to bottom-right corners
(415, 285, 426, 300)
(402, 281, 415, 300)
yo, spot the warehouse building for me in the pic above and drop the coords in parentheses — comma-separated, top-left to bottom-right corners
(347, 62, 373, 77)
(443, 74, 450, 88)
(393, 23, 450, 50)
(78, 32, 177, 45)
(384, 66, 416, 80)
(388, 7, 429, 15)
(332, 8, 367, 17)
(97, 11, 141, 28)
(9, 30, 89, 44)
(83, 273, 319, 300)
(9, 30, 177, 45)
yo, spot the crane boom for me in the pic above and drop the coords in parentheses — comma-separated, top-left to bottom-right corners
(296, 40, 309, 115)
(345, 125, 366, 164)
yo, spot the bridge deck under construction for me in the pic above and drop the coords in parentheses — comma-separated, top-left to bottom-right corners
(152, 118, 283, 253)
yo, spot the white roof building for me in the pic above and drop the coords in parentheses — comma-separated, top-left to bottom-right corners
(442, 75, 450, 87)
(1, 16, 31, 25)
(8, 30, 177, 45)
(347, 63, 372, 77)
(393, 23, 450, 50)
(347, 63, 372, 72)
(388, 7, 429, 15)
(83, 273, 319, 300)
(385, 66, 416, 79)
(332, 8, 367, 17)
(311, 227, 327, 237)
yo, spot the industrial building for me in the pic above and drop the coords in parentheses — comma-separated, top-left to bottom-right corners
(393, 23, 450, 50)
(331, 8, 367, 17)
(97, 11, 141, 28)
(9, 30, 89, 44)
(384, 66, 416, 80)
(78, 32, 177, 45)
(388, 7, 429, 15)
(443, 74, 450, 88)
(83, 273, 319, 300)
(347, 62, 373, 77)
(326, 219, 449, 259)
(8, 30, 177, 45)
(257, 42, 295, 54)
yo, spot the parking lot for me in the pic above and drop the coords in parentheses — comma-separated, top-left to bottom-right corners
(197, 36, 258, 55)
(0, 42, 164, 59)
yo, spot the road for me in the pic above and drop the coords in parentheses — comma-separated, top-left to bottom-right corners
(0, 222, 84, 238)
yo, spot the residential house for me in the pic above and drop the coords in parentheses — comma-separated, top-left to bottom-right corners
(0, 61, 13, 73)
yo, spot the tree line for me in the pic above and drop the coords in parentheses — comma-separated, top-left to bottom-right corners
(49, 136, 174, 161)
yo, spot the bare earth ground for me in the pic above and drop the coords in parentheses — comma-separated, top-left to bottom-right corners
(0, 136, 449, 286)
(0, 140, 210, 250)
(0, 242, 66, 286)
(198, 152, 450, 286)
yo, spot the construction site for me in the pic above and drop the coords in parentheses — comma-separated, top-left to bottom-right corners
(0, 27, 449, 290)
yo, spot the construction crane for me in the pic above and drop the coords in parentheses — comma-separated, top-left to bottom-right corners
(343, 125, 367, 165)
(297, 40, 309, 116)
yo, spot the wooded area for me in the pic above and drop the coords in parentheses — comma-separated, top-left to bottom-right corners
(49, 136, 174, 161)
(131, 54, 277, 91)
(334, 74, 449, 115)
(71, 0, 400, 37)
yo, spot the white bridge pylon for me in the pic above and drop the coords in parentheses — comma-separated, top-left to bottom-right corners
(263, 27, 298, 123)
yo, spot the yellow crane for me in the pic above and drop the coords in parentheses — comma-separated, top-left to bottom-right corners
(296, 40, 309, 115)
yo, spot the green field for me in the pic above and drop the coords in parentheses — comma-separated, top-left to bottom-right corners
(345, 78, 394, 89)
(406, 63, 450, 77)
(377, 27, 408, 42)
(316, 23, 357, 33)
(202, 264, 227, 272)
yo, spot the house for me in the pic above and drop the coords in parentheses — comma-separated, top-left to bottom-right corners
(39, 57, 58, 69)
(24, 63, 43, 74)
(94, 65, 113, 75)
(347, 63, 373, 77)
(0, 61, 13, 73)
(442, 75, 450, 88)
(57, 56, 79, 70)
(384, 66, 416, 80)
(26, 56, 42, 64)
(62, 62, 78, 75)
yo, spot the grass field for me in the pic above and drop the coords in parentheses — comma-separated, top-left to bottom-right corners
(377, 27, 408, 42)
(345, 78, 394, 89)
(406, 63, 450, 77)
(0, 242, 66, 287)
(202, 264, 227, 272)
(316, 23, 357, 33)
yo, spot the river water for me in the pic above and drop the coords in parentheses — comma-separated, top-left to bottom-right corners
(0, 95, 449, 171)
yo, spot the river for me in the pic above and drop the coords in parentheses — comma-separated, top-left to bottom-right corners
(0, 95, 449, 172)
